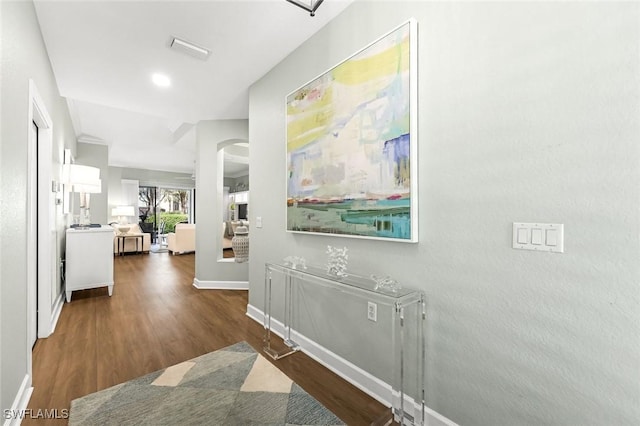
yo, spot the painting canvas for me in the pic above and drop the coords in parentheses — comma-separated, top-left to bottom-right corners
(286, 20, 417, 242)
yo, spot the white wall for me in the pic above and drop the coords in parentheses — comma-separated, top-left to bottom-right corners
(195, 119, 249, 284)
(0, 0, 77, 412)
(248, 1, 640, 425)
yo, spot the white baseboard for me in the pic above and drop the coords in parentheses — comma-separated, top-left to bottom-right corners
(49, 291, 64, 334)
(3, 374, 33, 426)
(246, 304, 458, 426)
(192, 278, 248, 290)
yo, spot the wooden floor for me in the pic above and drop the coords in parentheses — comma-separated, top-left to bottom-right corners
(26, 252, 388, 425)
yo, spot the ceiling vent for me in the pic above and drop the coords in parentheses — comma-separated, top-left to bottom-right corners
(169, 36, 210, 60)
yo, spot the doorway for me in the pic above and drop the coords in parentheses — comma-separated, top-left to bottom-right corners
(139, 185, 193, 247)
(221, 141, 249, 259)
(28, 121, 39, 348)
(27, 80, 57, 389)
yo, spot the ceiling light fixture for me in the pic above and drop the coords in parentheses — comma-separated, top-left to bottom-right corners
(151, 73, 171, 87)
(169, 36, 210, 60)
(286, 0, 324, 17)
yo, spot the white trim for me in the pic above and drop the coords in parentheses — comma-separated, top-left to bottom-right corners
(76, 134, 107, 145)
(3, 374, 33, 426)
(27, 80, 55, 401)
(246, 304, 458, 426)
(49, 291, 65, 334)
(192, 278, 248, 290)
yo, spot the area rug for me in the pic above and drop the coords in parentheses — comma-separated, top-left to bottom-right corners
(69, 341, 344, 425)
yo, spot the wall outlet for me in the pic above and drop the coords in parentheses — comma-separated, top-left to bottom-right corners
(367, 301, 377, 322)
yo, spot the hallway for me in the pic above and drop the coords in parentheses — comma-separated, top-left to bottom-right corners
(26, 252, 386, 425)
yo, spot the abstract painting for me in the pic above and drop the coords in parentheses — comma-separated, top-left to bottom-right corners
(286, 20, 418, 242)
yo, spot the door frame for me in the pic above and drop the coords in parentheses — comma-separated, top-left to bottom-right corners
(27, 80, 55, 371)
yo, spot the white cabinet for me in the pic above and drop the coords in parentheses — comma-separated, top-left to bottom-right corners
(65, 226, 114, 302)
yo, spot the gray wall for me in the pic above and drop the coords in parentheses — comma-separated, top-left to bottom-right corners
(118, 167, 195, 190)
(108, 166, 194, 222)
(76, 142, 109, 224)
(0, 0, 77, 412)
(195, 119, 249, 283)
(248, 1, 640, 425)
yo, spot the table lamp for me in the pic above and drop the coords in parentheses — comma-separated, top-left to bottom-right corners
(112, 205, 135, 234)
(62, 163, 102, 227)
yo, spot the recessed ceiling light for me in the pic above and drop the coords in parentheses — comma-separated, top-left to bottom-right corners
(152, 73, 171, 87)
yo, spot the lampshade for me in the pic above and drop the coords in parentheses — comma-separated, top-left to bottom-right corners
(112, 206, 135, 217)
(62, 164, 102, 193)
(73, 181, 102, 194)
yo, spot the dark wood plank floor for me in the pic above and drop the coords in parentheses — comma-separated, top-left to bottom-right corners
(26, 252, 388, 425)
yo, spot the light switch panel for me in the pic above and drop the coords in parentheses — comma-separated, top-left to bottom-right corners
(513, 223, 564, 253)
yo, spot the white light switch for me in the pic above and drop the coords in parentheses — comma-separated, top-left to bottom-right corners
(256, 216, 263, 228)
(516, 228, 528, 244)
(531, 229, 543, 245)
(513, 223, 564, 253)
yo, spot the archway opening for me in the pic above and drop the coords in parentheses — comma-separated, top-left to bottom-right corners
(218, 139, 249, 259)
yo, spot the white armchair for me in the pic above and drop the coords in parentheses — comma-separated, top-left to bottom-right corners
(167, 223, 195, 255)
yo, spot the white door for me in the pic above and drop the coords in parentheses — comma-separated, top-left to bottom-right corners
(28, 121, 38, 348)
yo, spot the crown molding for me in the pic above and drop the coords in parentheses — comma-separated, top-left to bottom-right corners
(77, 134, 107, 145)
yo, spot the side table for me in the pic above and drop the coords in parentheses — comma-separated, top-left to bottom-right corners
(115, 233, 144, 255)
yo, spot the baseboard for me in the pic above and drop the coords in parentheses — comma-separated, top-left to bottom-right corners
(3, 374, 33, 426)
(192, 278, 248, 290)
(49, 291, 64, 334)
(246, 304, 458, 426)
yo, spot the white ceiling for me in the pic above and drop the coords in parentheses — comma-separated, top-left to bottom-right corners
(34, 0, 354, 174)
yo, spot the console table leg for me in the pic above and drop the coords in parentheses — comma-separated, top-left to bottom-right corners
(263, 264, 300, 360)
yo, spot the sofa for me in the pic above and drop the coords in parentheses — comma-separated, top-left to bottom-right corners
(167, 223, 196, 255)
(112, 224, 151, 254)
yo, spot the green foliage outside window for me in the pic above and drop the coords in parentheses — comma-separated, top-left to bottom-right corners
(146, 212, 188, 233)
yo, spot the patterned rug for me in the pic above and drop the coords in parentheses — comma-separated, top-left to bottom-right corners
(69, 342, 344, 425)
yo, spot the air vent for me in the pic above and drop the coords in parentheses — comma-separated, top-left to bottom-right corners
(169, 36, 210, 60)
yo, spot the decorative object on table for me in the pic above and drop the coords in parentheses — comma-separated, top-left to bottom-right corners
(114, 225, 130, 235)
(326, 245, 348, 278)
(283, 255, 307, 270)
(286, 19, 418, 242)
(371, 274, 401, 293)
(111, 205, 135, 234)
(231, 225, 249, 263)
(68, 342, 344, 426)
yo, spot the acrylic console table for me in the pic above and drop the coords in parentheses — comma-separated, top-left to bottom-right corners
(263, 262, 426, 425)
